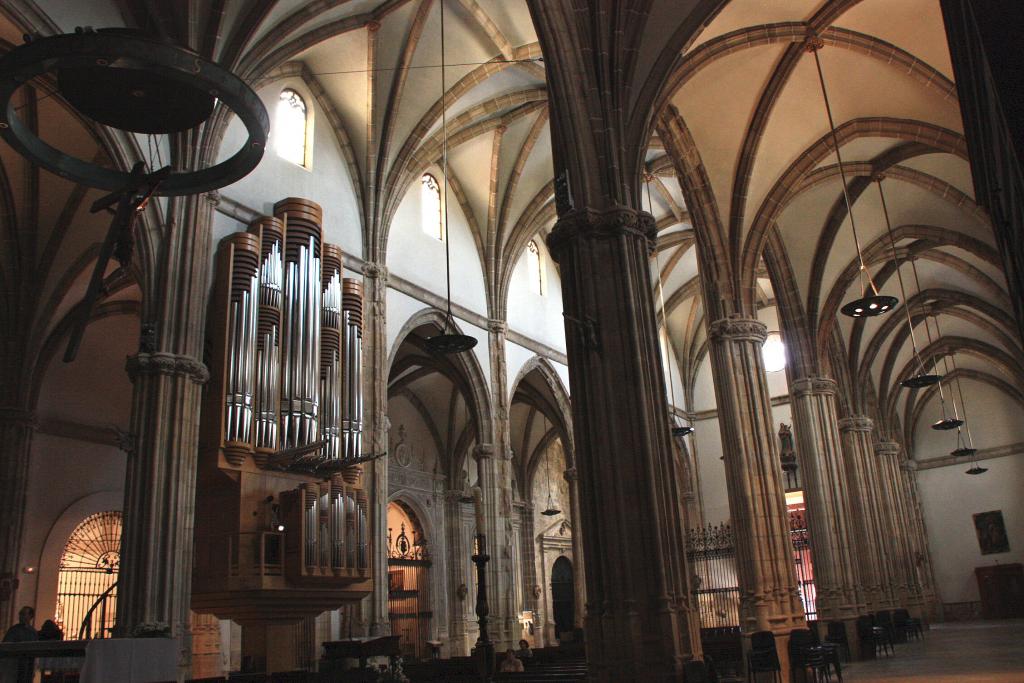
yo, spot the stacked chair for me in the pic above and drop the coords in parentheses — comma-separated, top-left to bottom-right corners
(746, 631, 782, 683)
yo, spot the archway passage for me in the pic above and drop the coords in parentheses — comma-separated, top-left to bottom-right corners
(550, 556, 575, 640)
(387, 501, 431, 660)
(56, 511, 122, 639)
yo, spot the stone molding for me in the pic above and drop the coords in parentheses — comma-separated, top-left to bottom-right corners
(875, 441, 902, 457)
(790, 376, 838, 398)
(707, 317, 767, 344)
(838, 415, 873, 433)
(487, 318, 508, 335)
(0, 407, 37, 428)
(900, 460, 919, 472)
(362, 261, 388, 281)
(547, 205, 656, 261)
(125, 352, 210, 385)
(563, 467, 577, 482)
(473, 443, 494, 460)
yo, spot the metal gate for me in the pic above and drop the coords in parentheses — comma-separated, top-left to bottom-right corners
(55, 511, 121, 638)
(687, 517, 818, 627)
(387, 523, 431, 660)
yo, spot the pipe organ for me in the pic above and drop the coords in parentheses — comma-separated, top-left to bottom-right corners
(193, 198, 371, 633)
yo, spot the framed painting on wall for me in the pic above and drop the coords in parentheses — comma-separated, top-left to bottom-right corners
(973, 510, 1010, 555)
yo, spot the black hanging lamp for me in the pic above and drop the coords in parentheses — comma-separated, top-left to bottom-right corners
(872, 177, 943, 389)
(807, 38, 896, 319)
(539, 415, 562, 516)
(902, 256, 965, 432)
(425, 0, 476, 355)
(646, 174, 694, 438)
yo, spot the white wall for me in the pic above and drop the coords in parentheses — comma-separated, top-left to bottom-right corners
(918, 455, 1024, 604)
(506, 239, 566, 352)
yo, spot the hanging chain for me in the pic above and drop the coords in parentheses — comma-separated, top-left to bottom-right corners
(440, 0, 454, 331)
(907, 256, 955, 420)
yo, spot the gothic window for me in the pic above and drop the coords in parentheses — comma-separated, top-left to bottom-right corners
(55, 511, 122, 637)
(762, 332, 786, 372)
(527, 239, 544, 295)
(421, 174, 443, 240)
(275, 89, 309, 166)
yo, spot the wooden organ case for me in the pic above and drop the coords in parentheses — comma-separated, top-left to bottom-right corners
(192, 198, 371, 670)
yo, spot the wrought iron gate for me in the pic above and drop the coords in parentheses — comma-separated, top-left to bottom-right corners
(56, 511, 121, 638)
(387, 523, 432, 660)
(687, 516, 818, 628)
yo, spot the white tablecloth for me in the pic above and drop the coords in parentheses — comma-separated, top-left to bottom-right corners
(80, 638, 179, 683)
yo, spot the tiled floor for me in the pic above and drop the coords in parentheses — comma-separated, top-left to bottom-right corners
(842, 619, 1024, 682)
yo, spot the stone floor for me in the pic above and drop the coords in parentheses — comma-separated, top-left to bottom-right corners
(842, 619, 1024, 682)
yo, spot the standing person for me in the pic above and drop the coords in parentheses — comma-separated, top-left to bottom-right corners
(3, 606, 37, 642)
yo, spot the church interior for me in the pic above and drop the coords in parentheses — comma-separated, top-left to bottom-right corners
(0, 0, 1022, 681)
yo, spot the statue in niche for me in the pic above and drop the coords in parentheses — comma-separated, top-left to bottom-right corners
(393, 424, 412, 468)
(778, 423, 794, 457)
(778, 423, 798, 487)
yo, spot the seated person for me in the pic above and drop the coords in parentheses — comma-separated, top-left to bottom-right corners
(516, 639, 533, 659)
(38, 620, 63, 641)
(3, 607, 37, 642)
(499, 648, 525, 673)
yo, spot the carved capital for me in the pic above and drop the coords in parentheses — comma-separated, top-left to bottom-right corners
(791, 376, 838, 398)
(547, 205, 656, 262)
(362, 261, 388, 282)
(838, 415, 874, 433)
(900, 459, 919, 472)
(445, 490, 466, 503)
(203, 191, 221, 207)
(473, 443, 494, 460)
(707, 317, 767, 344)
(563, 467, 578, 483)
(125, 352, 210, 384)
(875, 441, 902, 458)
(487, 318, 507, 335)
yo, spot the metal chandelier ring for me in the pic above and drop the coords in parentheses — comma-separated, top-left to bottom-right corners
(0, 31, 268, 196)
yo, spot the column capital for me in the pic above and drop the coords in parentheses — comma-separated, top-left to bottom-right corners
(487, 318, 507, 335)
(362, 261, 388, 282)
(125, 352, 210, 385)
(707, 316, 767, 344)
(900, 459, 919, 472)
(473, 443, 495, 460)
(790, 376, 838, 398)
(547, 205, 655, 262)
(838, 415, 873, 433)
(875, 441, 902, 458)
(445, 489, 467, 503)
(563, 467, 578, 482)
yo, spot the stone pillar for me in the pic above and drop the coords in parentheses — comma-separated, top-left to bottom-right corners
(790, 378, 861, 642)
(0, 407, 36, 625)
(562, 467, 587, 630)
(706, 317, 805, 642)
(518, 502, 538, 644)
(363, 262, 392, 637)
(899, 460, 939, 620)
(445, 490, 469, 655)
(875, 442, 917, 609)
(838, 416, 888, 612)
(118, 353, 209, 643)
(486, 319, 516, 646)
(473, 442, 513, 649)
(547, 206, 700, 682)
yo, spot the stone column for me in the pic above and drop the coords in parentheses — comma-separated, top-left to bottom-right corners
(363, 262, 392, 637)
(562, 467, 587, 630)
(899, 460, 939, 620)
(547, 206, 700, 682)
(118, 353, 209, 641)
(473, 442, 513, 649)
(706, 318, 805, 640)
(838, 416, 888, 612)
(445, 490, 468, 655)
(875, 442, 917, 608)
(486, 319, 516, 646)
(0, 407, 36, 625)
(790, 378, 861, 639)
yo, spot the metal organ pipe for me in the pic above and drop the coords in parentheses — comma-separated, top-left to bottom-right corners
(342, 279, 363, 461)
(321, 245, 344, 463)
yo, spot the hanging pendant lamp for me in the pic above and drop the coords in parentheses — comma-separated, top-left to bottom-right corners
(807, 38, 896, 319)
(646, 174, 694, 438)
(873, 177, 943, 389)
(902, 254, 965, 432)
(426, 0, 476, 355)
(540, 415, 562, 516)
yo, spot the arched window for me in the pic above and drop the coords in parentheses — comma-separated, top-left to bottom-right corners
(762, 332, 787, 372)
(527, 239, 544, 295)
(55, 511, 121, 638)
(275, 89, 308, 166)
(421, 174, 443, 240)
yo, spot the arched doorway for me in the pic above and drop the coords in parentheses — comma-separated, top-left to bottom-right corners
(56, 511, 121, 638)
(387, 501, 431, 659)
(550, 556, 574, 639)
